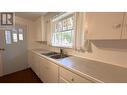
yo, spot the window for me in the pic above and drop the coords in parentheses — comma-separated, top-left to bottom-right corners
(18, 28, 23, 40)
(52, 13, 74, 48)
(12, 30, 18, 43)
(5, 30, 12, 44)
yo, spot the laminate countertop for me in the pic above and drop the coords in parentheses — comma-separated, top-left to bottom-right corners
(31, 49, 127, 83)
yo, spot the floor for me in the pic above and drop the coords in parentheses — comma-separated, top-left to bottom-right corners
(0, 68, 42, 83)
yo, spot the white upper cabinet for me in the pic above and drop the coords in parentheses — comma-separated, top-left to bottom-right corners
(121, 13, 127, 39)
(35, 16, 46, 41)
(86, 13, 124, 40)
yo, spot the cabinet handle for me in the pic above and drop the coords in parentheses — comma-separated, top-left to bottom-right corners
(113, 24, 122, 29)
(71, 78, 74, 82)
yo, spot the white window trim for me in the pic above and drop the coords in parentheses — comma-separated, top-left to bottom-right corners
(52, 12, 74, 22)
(51, 13, 74, 48)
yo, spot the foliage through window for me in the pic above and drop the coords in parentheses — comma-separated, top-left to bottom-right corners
(52, 13, 74, 48)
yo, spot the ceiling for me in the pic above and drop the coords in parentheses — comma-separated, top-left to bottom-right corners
(15, 12, 47, 21)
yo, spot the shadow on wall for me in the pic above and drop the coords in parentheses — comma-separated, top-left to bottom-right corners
(91, 40, 127, 52)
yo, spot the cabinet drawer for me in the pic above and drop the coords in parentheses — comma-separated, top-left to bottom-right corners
(60, 67, 93, 83)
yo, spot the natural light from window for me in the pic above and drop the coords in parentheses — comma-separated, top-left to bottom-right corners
(5, 30, 12, 44)
(52, 13, 74, 48)
(19, 28, 23, 41)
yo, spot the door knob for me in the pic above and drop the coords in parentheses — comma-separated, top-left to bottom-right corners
(0, 48, 5, 51)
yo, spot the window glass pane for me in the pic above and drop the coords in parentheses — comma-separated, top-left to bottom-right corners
(5, 30, 12, 44)
(19, 28, 23, 40)
(19, 34, 23, 40)
(2, 14, 6, 24)
(63, 19, 67, 31)
(55, 23, 58, 32)
(52, 32, 62, 46)
(67, 17, 73, 29)
(52, 33, 55, 45)
(12, 31, 18, 43)
(61, 30, 72, 47)
(52, 14, 74, 47)
(56, 32, 61, 45)
(58, 22, 62, 32)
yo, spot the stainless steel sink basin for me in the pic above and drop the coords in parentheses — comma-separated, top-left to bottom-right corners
(41, 52, 58, 56)
(50, 54, 69, 59)
(41, 52, 69, 59)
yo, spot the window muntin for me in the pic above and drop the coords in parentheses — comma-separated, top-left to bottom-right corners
(52, 14, 74, 48)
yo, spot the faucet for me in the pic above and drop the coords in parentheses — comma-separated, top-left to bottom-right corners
(60, 48, 64, 57)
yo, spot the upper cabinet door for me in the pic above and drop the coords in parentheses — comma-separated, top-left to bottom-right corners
(86, 13, 124, 40)
(121, 13, 127, 39)
(35, 16, 46, 41)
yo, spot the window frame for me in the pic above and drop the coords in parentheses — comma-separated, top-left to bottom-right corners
(51, 13, 75, 48)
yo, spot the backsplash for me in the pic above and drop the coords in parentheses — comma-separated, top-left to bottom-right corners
(36, 40, 127, 68)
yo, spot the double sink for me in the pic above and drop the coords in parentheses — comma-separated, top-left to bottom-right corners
(41, 52, 69, 59)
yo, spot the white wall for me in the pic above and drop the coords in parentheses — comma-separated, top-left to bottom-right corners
(40, 13, 127, 68)
(22, 12, 127, 68)
(15, 16, 43, 49)
(41, 40, 127, 68)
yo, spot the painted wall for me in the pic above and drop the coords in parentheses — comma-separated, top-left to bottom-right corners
(15, 16, 43, 49)
(38, 13, 127, 68)
(21, 12, 127, 68)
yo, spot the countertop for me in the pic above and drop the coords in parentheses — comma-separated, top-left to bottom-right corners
(31, 49, 127, 83)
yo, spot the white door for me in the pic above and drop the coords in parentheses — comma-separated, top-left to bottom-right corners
(0, 25, 28, 75)
(0, 31, 5, 76)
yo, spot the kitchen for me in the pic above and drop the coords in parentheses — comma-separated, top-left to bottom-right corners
(0, 12, 127, 83)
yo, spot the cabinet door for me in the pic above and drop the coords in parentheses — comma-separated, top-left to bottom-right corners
(35, 16, 45, 41)
(121, 13, 127, 39)
(86, 12, 124, 40)
(35, 17, 42, 41)
(59, 76, 69, 83)
(28, 51, 35, 71)
(33, 54, 40, 77)
(39, 57, 47, 82)
(45, 61, 59, 83)
(40, 57, 59, 83)
(29, 52, 40, 77)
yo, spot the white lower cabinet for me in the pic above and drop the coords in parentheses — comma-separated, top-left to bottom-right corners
(29, 51, 59, 83)
(29, 51, 94, 83)
(39, 57, 59, 83)
(59, 67, 93, 83)
(28, 51, 36, 73)
(33, 54, 40, 77)
(28, 51, 40, 77)
(59, 76, 69, 83)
